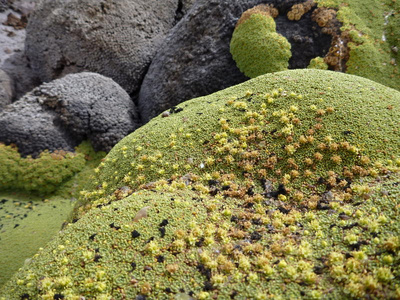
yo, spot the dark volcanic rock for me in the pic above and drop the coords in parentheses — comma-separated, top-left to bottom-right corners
(138, 0, 331, 123)
(25, 0, 180, 94)
(0, 72, 139, 157)
(0, 69, 14, 110)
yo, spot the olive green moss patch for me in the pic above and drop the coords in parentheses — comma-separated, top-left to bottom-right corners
(1, 172, 399, 299)
(232, 1, 400, 90)
(0, 141, 105, 195)
(0, 141, 105, 288)
(2, 69, 399, 299)
(76, 69, 400, 217)
(0, 194, 75, 288)
(316, 0, 399, 90)
(230, 13, 291, 78)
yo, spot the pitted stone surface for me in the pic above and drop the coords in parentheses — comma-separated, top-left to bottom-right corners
(0, 72, 139, 156)
(25, 0, 179, 94)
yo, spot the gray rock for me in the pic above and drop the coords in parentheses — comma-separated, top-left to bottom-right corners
(137, 0, 331, 123)
(0, 0, 8, 12)
(2, 52, 41, 99)
(137, 0, 261, 123)
(25, 0, 180, 94)
(0, 72, 139, 157)
(0, 69, 14, 110)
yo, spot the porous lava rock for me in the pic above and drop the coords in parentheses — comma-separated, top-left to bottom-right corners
(0, 72, 139, 157)
(0, 69, 14, 110)
(25, 0, 180, 94)
(138, 0, 331, 123)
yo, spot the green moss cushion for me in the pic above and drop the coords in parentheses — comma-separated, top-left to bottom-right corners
(230, 14, 291, 78)
(1, 69, 399, 299)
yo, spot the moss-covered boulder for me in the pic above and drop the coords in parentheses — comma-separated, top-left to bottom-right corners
(1, 69, 400, 299)
(231, 0, 400, 90)
(77, 69, 400, 215)
(230, 6, 292, 78)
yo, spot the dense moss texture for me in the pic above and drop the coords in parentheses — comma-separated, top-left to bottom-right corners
(0, 194, 75, 287)
(2, 69, 399, 299)
(232, 1, 400, 90)
(230, 12, 292, 78)
(0, 142, 105, 289)
(320, 0, 400, 90)
(0, 144, 85, 195)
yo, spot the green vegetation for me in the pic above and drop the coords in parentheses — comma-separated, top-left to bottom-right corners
(231, 0, 400, 90)
(0, 194, 75, 287)
(2, 69, 399, 299)
(326, 0, 400, 90)
(0, 141, 105, 289)
(0, 141, 105, 196)
(308, 57, 329, 70)
(230, 12, 291, 78)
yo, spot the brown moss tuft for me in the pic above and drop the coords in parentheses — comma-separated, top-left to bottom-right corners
(287, 0, 316, 21)
(235, 4, 278, 28)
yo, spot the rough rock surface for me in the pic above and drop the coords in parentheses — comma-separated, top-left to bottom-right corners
(0, 69, 14, 110)
(138, 0, 331, 123)
(0, 1, 41, 99)
(0, 72, 139, 157)
(25, 0, 180, 94)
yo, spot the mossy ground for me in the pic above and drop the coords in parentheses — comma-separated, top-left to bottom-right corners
(1, 69, 399, 299)
(0, 194, 75, 288)
(0, 142, 105, 289)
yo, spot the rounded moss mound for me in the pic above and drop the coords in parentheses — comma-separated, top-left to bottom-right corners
(77, 69, 400, 215)
(230, 12, 291, 78)
(308, 57, 329, 70)
(0, 144, 86, 195)
(2, 69, 400, 299)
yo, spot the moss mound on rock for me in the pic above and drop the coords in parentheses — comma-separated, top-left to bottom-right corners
(232, 1, 400, 90)
(230, 9, 291, 78)
(0, 141, 106, 195)
(77, 69, 400, 215)
(2, 69, 399, 299)
(1, 171, 399, 299)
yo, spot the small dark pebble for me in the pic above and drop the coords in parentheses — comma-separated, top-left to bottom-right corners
(250, 231, 262, 241)
(195, 237, 205, 247)
(94, 254, 102, 262)
(131, 230, 140, 238)
(343, 130, 354, 135)
(136, 295, 147, 300)
(203, 281, 214, 291)
(159, 227, 166, 237)
(130, 262, 137, 271)
(165, 288, 172, 293)
(342, 222, 359, 230)
(278, 206, 290, 214)
(230, 216, 239, 223)
(159, 219, 169, 227)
